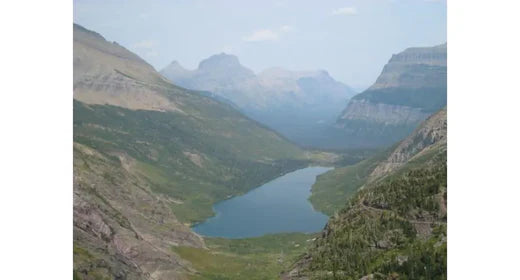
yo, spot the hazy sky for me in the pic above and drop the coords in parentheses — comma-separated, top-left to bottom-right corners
(74, 0, 446, 90)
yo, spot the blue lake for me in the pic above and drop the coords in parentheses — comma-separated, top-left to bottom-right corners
(192, 166, 332, 239)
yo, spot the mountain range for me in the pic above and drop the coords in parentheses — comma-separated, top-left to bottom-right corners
(160, 54, 357, 147)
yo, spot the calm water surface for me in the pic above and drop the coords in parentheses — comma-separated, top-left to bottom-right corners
(192, 166, 332, 238)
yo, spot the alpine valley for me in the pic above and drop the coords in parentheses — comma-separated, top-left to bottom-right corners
(73, 22, 447, 280)
(73, 23, 325, 279)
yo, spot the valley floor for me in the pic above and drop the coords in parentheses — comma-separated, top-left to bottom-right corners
(173, 233, 316, 280)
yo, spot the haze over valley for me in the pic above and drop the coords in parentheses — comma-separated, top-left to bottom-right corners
(161, 54, 356, 148)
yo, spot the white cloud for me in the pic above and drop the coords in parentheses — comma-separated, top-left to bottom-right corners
(243, 25, 293, 42)
(243, 29, 279, 42)
(332, 7, 358, 16)
(280, 25, 293, 32)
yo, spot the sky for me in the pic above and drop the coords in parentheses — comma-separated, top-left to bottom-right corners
(73, 0, 446, 90)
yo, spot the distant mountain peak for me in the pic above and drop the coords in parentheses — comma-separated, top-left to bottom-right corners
(168, 60, 181, 66)
(164, 60, 189, 71)
(198, 53, 242, 70)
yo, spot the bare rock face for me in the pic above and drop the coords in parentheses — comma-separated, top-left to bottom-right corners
(73, 143, 204, 280)
(370, 43, 447, 90)
(336, 43, 447, 148)
(339, 99, 431, 126)
(369, 107, 447, 180)
(73, 24, 183, 113)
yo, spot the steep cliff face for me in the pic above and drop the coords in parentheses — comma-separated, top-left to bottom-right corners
(370, 43, 447, 90)
(160, 55, 356, 148)
(340, 99, 431, 125)
(337, 43, 447, 148)
(285, 108, 447, 279)
(369, 107, 447, 179)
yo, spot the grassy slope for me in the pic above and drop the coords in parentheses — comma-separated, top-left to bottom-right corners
(74, 99, 308, 223)
(309, 148, 391, 216)
(302, 146, 447, 279)
(173, 233, 316, 280)
(74, 23, 308, 225)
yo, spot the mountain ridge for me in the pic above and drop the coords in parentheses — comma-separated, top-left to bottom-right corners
(336, 43, 447, 148)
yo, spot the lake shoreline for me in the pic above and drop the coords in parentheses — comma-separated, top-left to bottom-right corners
(192, 166, 333, 239)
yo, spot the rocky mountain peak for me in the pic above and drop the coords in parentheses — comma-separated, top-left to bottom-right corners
(199, 53, 243, 70)
(195, 53, 256, 81)
(161, 60, 191, 76)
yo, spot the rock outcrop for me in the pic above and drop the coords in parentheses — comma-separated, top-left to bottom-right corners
(337, 43, 447, 148)
(369, 107, 447, 179)
(73, 24, 185, 113)
(73, 143, 204, 280)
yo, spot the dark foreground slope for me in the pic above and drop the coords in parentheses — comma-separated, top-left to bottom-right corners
(337, 44, 446, 148)
(73, 24, 308, 279)
(286, 109, 447, 279)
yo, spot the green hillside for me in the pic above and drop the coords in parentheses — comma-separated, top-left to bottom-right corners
(309, 149, 391, 216)
(301, 149, 447, 280)
(73, 23, 310, 279)
(74, 98, 307, 223)
(284, 108, 447, 279)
